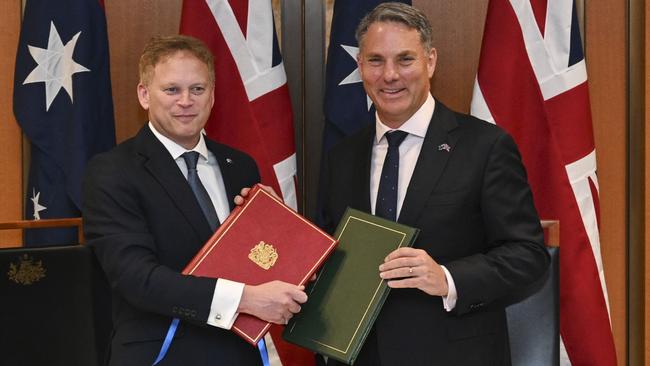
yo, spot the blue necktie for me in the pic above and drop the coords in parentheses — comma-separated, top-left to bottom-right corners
(375, 130, 408, 221)
(182, 151, 220, 231)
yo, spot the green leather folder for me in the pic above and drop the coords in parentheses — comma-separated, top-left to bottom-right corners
(283, 208, 419, 364)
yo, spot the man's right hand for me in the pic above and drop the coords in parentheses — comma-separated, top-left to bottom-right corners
(238, 281, 307, 324)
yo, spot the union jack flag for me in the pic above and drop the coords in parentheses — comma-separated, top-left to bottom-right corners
(471, 0, 616, 364)
(181, 0, 297, 210)
(180, 1, 307, 365)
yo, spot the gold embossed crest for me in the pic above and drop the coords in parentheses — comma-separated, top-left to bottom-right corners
(248, 241, 278, 270)
(7, 254, 46, 285)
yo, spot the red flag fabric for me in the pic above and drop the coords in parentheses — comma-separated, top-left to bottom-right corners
(181, 0, 297, 209)
(180, 1, 309, 365)
(471, 1, 617, 365)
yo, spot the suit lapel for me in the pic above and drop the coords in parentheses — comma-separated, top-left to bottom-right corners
(399, 101, 460, 226)
(355, 126, 375, 213)
(135, 127, 213, 240)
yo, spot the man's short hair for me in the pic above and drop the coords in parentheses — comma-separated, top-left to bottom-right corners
(355, 2, 433, 51)
(139, 35, 215, 86)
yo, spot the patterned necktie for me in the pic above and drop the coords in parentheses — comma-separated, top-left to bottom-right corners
(375, 130, 408, 221)
(182, 151, 220, 231)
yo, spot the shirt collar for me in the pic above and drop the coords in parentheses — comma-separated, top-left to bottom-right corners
(148, 122, 209, 161)
(375, 93, 435, 143)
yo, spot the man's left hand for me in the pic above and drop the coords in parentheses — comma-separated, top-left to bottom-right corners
(379, 247, 449, 296)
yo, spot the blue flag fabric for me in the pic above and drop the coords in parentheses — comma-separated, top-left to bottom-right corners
(318, 0, 410, 226)
(322, 0, 410, 153)
(13, 0, 115, 246)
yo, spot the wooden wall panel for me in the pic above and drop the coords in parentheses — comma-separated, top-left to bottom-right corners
(415, 1, 488, 113)
(585, 1, 628, 365)
(645, 0, 650, 362)
(105, 0, 182, 143)
(0, 1, 23, 248)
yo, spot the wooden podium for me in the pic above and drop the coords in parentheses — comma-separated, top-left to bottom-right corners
(0, 217, 84, 247)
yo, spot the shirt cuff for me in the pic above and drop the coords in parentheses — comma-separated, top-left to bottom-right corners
(441, 265, 458, 312)
(207, 278, 244, 329)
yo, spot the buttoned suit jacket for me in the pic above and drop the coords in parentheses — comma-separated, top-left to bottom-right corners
(321, 101, 550, 366)
(83, 126, 262, 365)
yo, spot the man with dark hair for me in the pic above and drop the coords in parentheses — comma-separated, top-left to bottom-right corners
(83, 35, 306, 365)
(321, 3, 550, 365)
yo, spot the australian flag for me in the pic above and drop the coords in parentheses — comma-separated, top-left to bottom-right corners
(322, 0, 410, 153)
(318, 0, 410, 226)
(13, 0, 115, 246)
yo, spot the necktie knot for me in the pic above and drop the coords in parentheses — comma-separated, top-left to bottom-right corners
(385, 130, 408, 148)
(182, 151, 200, 171)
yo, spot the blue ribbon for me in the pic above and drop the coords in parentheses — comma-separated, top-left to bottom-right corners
(153, 318, 271, 366)
(258, 337, 271, 366)
(152, 318, 180, 365)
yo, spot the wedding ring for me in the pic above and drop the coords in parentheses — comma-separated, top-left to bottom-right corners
(408, 267, 413, 274)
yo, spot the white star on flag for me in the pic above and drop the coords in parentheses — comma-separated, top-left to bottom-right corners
(30, 189, 47, 220)
(23, 21, 90, 111)
(338, 44, 373, 111)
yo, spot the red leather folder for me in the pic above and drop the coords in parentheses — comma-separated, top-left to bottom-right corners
(182, 184, 338, 345)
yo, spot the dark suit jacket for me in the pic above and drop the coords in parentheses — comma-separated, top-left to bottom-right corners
(83, 126, 262, 366)
(321, 101, 550, 366)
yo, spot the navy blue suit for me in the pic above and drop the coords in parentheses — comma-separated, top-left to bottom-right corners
(83, 126, 262, 365)
(321, 101, 550, 365)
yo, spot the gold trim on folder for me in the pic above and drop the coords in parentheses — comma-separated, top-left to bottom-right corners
(187, 187, 338, 344)
(303, 214, 409, 356)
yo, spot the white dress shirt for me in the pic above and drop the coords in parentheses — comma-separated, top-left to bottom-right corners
(149, 123, 243, 329)
(369, 95, 458, 311)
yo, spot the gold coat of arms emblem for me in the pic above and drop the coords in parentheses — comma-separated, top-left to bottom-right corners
(248, 241, 278, 270)
(7, 254, 46, 285)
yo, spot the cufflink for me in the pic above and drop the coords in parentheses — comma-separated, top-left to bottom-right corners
(215, 314, 222, 320)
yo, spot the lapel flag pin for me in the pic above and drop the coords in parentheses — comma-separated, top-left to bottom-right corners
(438, 143, 451, 152)
(226, 158, 233, 164)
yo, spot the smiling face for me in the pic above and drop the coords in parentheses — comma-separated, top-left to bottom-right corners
(357, 21, 436, 128)
(137, 51, 215, 149)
